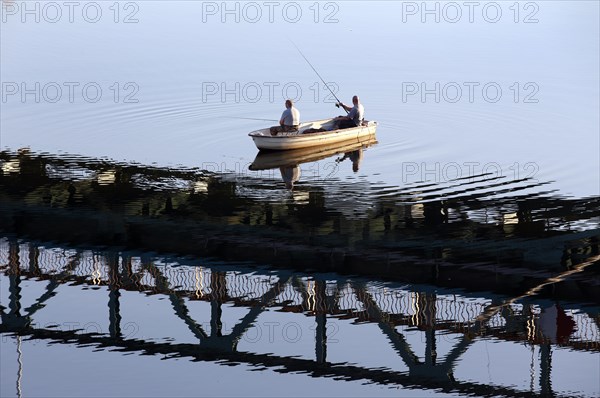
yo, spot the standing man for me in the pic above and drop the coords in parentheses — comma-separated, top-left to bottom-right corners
(335, 95, 364, 129)
(270, 99, 300, 135)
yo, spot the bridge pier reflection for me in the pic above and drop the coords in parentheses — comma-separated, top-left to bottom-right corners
(210, 271, 227, 338)
(108, 252, 122, 340)
(5, 239, 26, 329)
(314, 279, 327, 364)
(540, 343, 553, 396)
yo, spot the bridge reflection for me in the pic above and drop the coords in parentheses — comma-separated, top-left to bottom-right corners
(1, 149, 599, 303)
(2, 237, 599, 397)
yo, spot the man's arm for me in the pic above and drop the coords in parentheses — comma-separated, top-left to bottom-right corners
(280, 110, 287, 126)
(338, 102, 352, 112)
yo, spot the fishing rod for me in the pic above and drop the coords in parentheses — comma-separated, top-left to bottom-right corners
(290, 40, 349, 114)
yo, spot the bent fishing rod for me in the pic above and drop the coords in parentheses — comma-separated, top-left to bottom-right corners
(290, 40, 349, 114)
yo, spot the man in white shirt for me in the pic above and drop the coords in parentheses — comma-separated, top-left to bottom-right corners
(335, 95, 364, 129)
(270, 100, 300, 135)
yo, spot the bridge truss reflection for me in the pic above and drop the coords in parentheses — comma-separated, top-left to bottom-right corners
(1, 237, 599, 397)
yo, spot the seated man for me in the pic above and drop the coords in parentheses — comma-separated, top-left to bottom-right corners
(335, 95, 364, 129)
(270, 100, 300, 135)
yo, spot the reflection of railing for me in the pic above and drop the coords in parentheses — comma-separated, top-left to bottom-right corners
(2, 149, 599, 234)
(2, 238, 598, 351)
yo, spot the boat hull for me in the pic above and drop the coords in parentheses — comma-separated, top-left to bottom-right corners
(249, 135, 378, 170)
(248, 119, 377, 151)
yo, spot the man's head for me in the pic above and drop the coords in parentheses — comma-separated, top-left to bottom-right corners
(285, 99, 293, 108)
(352, 96, 359, 105)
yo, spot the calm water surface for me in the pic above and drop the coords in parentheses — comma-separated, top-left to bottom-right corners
(1, 1, 599, 397)
(2, 1, 599, 196)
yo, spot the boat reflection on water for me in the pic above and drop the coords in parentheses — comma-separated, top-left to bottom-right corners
(249, 134, 377, 189)
(335, 147, 363, 173)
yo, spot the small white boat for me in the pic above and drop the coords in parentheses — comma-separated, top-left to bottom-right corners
(248, 118, 377, 151)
